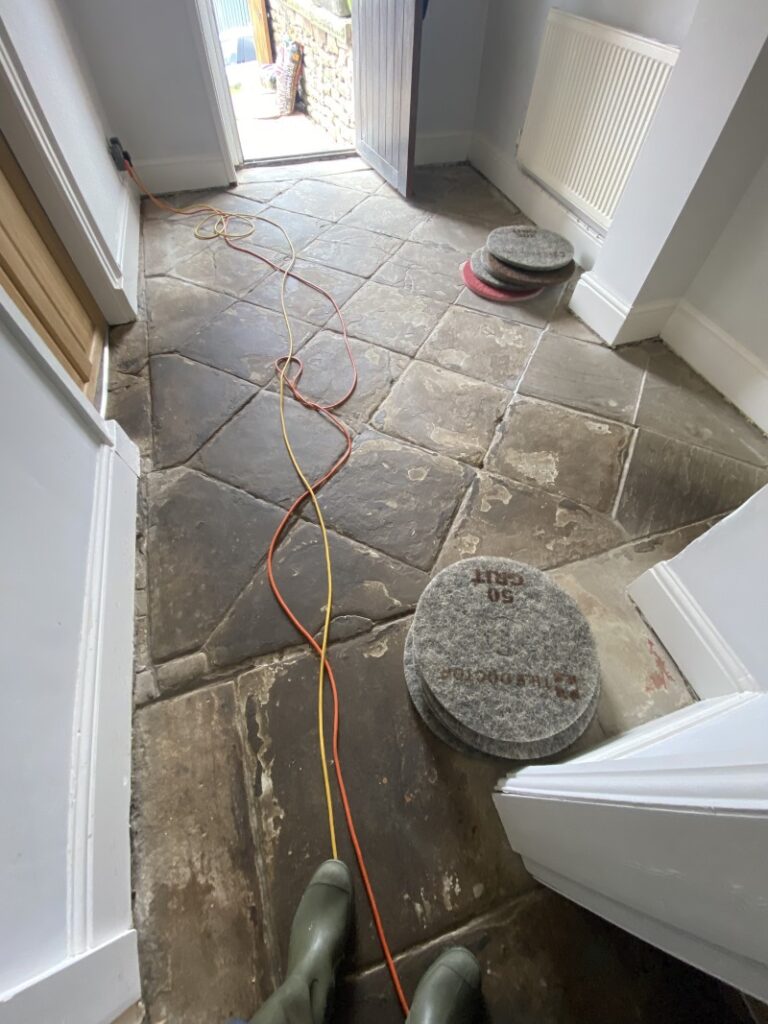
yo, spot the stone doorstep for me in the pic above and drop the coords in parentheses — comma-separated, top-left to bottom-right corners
(277, 0, 353, 45)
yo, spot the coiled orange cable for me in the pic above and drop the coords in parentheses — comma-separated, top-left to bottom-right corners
(125, 161, 410, 1016)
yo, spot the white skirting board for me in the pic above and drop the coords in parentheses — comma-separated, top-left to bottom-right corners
(628, 562, 756, 700)
(662, 299, 768, 434)
(569, 272, 677, 346)
(0, 932, 141, 1024)
(415, 131, 472, 166)
(130, 153, 235, 195)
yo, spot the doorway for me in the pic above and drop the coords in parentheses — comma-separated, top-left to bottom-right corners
(212, 0, 355, 162)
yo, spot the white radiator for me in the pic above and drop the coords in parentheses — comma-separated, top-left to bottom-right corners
(518, 10, 678, 231)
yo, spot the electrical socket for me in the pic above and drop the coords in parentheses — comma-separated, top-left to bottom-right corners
(108, 136, 127, 172)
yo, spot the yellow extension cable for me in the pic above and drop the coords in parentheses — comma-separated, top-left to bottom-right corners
(193, 207, 339, 858)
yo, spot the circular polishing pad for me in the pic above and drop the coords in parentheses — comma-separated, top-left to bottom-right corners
(469, 249, 530, 291)
(461, 262, 543, 303)
(487, 226, 574, 272)
(404, 627, 479, 755)
(408, 557, 600, 759)
(482, 248, 576, 288)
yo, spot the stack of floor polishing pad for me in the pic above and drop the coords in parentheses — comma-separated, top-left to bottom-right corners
(404, 557, 600, 759)
(462, 225, 576, 303)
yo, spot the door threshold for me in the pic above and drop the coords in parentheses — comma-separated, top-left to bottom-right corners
(239, 149, 358, 169)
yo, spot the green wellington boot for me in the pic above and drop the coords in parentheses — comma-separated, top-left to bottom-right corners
(249, 859, 353, 1024)
(406, 947, 483, 1024)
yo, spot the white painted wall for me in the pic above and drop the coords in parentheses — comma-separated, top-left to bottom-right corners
(62, 0, 235, 192)
(0, 0, 141, 321)
(661, 146, 768, 431)
(570, 2, 768, 345)
(416, 0, 489, 164)
(467, 0, 698, 263)
(630, 488, 768, 698)
(682, 149, 768, 364)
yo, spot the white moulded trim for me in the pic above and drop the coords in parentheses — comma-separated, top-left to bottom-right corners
(629, 562, 756, 700)
(0, 22, 140, 324)
(189, 0, 242, 173)
(662, 299, 768, 434)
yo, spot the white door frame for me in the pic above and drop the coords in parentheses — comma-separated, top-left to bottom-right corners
(190, 0, 243, 171)
(0, 287, 141, 1022)
(0, 17, 140, 324)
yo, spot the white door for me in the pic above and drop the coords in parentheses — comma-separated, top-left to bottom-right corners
(0, 288, 140, 1023)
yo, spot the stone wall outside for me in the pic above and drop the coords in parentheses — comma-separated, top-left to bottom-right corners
(268, 0, 355, 146)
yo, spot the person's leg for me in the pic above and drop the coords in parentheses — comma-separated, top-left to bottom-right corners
(249, 859, 353, 1024)
(406, 947, 483, 1024)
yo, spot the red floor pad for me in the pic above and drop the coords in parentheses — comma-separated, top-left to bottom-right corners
(461, 262, 543, 303)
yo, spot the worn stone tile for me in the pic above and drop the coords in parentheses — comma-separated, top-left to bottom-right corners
(520, 331, 648, 422)
(339, 193, 430, 239)
(336, 889, 747, 1024)
(133, 682, 273, 1024)
(340, 281, 447, 356)
(410, 211, 494, 254)
(109, 319, 148, 375)
(373, 257, 462, 303)
(419, 306, 540, 389)
(237, 156, 372, 184)
(547, 276, 604, 345)
(438, 472, 627, 571)
(637, 345, 768, 465)
(616, 429, 767, 537)
(207, 520, 427, 667)
(147, 468, 283, 661)
(192, 389, 348, 508)
(456, 282, 565, 329)
(419, 174, 520, 227)
(236, 620, 535, 972)
(318, 430, 472, 570)
(487, 398, 633, 513)
(143, 218, 213, 277)
(154, 650, 209, 697)
(108, 374, 152, 455)
(314, 222, 403, 255)
(249, 205, 330, 252)
(150, 354, 257, 468)
(389, 239, 465, 278)
(246, 258, 365, 326)
(191, 188, 269, 216)
(549, 524, 714, 737)
(146, 276, 233, 355)
(302, 223, 401, 277)
(326, 167, 385, 192)
(271, 177, 367, 220)
(267, 331, 408, 425)
(372, 362, 508, 465)
(170, 239, 280, 298)
(172, 301, 314, 385)
(233, 179, 290, 205)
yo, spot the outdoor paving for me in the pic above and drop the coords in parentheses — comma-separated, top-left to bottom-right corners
(110, 158, 767, 1024)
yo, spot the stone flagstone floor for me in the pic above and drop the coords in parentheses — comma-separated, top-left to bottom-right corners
(108, 157, 768, 1024)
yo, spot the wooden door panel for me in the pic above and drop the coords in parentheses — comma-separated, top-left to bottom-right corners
(0, 132, 105, 398)
(353, 0, 422, 196)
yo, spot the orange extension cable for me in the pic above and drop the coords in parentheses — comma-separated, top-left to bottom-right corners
(125, 160, 411, 1017)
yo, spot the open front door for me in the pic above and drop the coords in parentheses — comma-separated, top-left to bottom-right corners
(353, 0, 423, 196)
